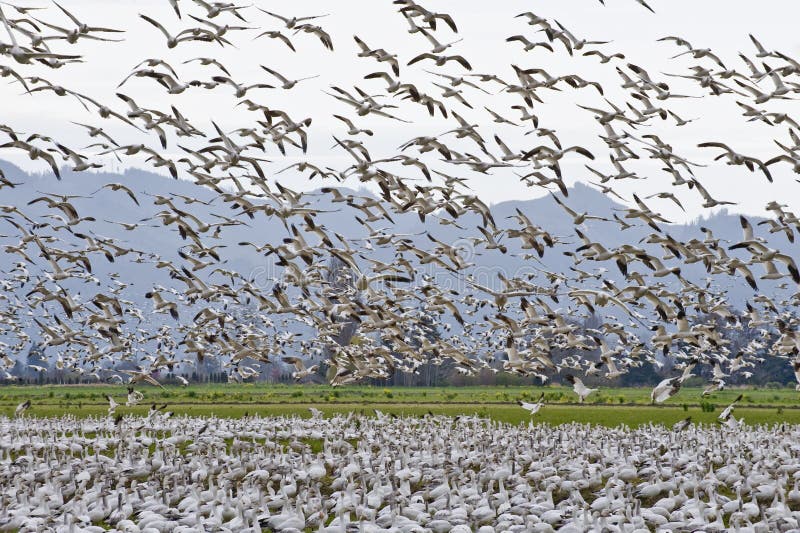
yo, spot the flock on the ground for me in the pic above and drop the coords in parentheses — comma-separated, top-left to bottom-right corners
(0, 0, 800, 397)
(2, 411, 800, 532)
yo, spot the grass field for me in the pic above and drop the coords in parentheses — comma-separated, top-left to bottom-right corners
(1, 383, 798, 426)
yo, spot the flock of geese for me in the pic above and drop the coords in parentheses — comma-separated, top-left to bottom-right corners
(2, 412, 800, 532)
(4, 1, 800, 531)
(0, 0, 799, 397)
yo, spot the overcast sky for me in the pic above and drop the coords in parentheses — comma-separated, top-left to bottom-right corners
(1, 0, 798, 222)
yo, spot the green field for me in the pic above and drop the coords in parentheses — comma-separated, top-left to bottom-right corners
(1, 384, 799, 426)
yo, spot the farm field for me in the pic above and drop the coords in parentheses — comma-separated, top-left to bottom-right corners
(1, 384, 798, 426)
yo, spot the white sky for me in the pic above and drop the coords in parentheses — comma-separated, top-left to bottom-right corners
(1, 0, 799, 222)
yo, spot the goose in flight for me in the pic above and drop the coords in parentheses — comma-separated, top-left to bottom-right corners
(518, 392, 545, 415)
(564, 374, 597, 403)
(651, 376, 681, 404)
(105, 394, 118, 415)
(582, 50, 625, 63)
(192, 0, 249, 20)
(418, 27, 462, 54)
(71, 121, 120, 147)
(551, 194, 607, 225)
(466, 279, 537, 310)
(651, 361, 696, 403)
(326, 88, 410, 122)
(697, 142, 773, 182)
(282, 356, 319, 381)
(183, 56, 231, 75)
(673, 416, 692, 431)
(51, 0, 124, 35)
(138, 14, 217, 49)
(120, 369, 164, 388)
(145, 290, 179, 319)
(14, 399, 30, 417)
(397, 2, 458, 33)
(92, 183, 139, 205)
(332, 114, 373, 136)
(353, 36, 399, 75)
(0, 139, 61, 178)
(689, 178, 736, 209)
(253, 29, 296, 51)
(36, 2, 124, 44)
(749, 33, 778, 59)
(505, 34, 554, 53)
(257, 8, 328, 30)
(148, 403, 172, 420)
(260, 65, 319, 90)
(211, 74, 274, 98)
(187, 14, 252, 38)
(125, 387, 143, 406)
(292, 23, 334, 51)
(718, 394, 743, 426)
(702, 378, 725, 396)
(407, 52, 472, 71)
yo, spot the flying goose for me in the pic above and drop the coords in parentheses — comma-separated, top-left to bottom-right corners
(257, 8, 328, 29)
(564, 374, 597, 403)
(407, 52, 471, 71)
(281, 356, 319, 380)
(718, 394, 743, 424)
(518, 392, 546, 415)
(14, 399, 30, 417)
(253, 29, 296, 51)
(260, 65, 319, 90)
(697, 142, 773, 182)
